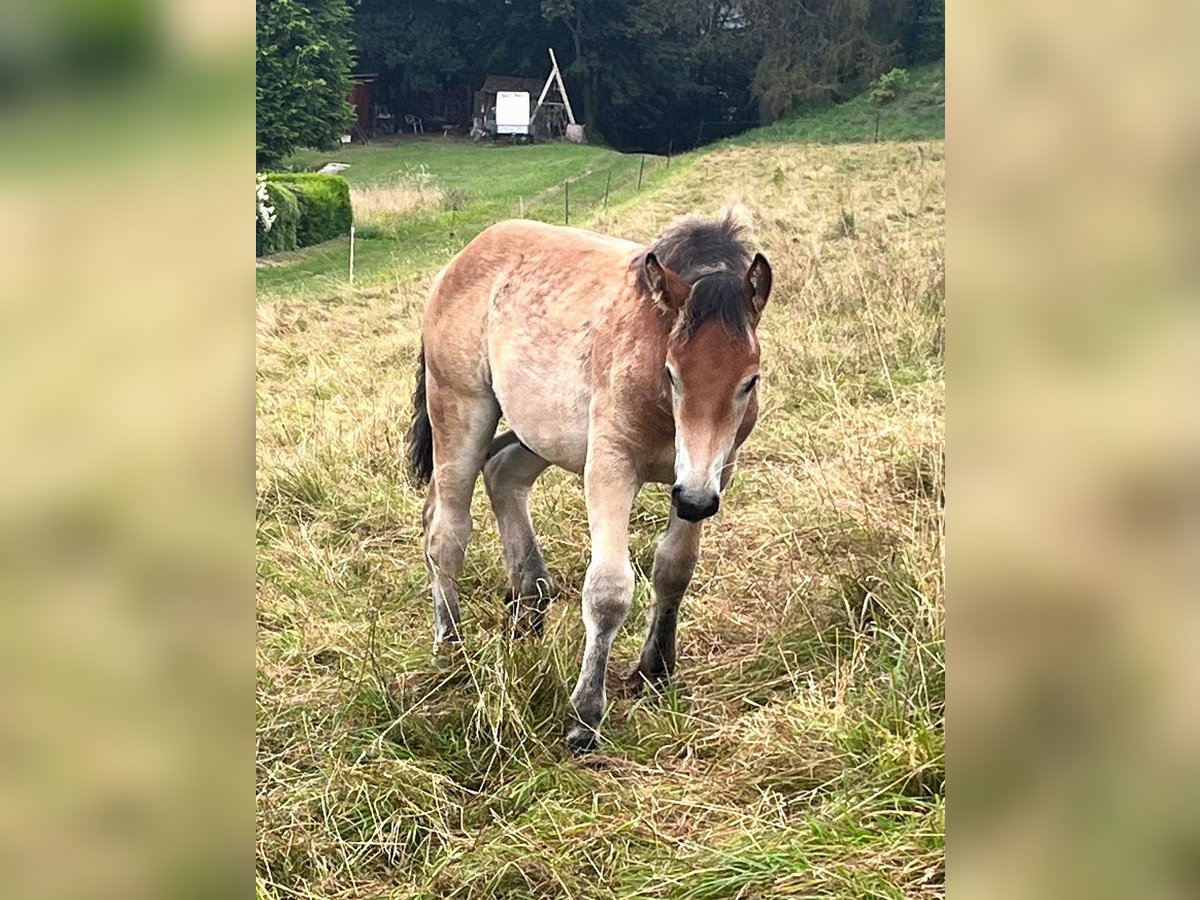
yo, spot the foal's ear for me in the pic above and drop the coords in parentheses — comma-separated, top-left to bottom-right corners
(643, 252, 689, 314)
(743, 253, 772, 324)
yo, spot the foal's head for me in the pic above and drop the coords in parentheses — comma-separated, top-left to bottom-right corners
(643, 251, 773, 522)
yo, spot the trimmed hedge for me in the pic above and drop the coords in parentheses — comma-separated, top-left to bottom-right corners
(257, 181, 300, 256)
(267, 173, 352, 247)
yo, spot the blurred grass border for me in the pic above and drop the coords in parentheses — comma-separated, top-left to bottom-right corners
(1, 0, 1198, 898)
(0, 3, 252, 899)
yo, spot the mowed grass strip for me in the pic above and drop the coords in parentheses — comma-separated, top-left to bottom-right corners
(257, 136, 944, 898)
(258, 138, 675, 298)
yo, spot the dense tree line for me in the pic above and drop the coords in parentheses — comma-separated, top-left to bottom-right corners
(255, 0, 942, 161)
(353, 0, 941, 152)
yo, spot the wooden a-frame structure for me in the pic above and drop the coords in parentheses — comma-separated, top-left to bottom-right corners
(531, 48, 577, 128)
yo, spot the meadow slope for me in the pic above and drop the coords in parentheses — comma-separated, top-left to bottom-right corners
(257, 138, 945, 898)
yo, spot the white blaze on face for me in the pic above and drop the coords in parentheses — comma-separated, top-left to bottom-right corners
(672, 415, 725, 498)
(666, 360, 747, 500)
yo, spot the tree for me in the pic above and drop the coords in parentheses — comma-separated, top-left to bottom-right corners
(353, 0, 467, 93)
(256, 0, 356, 169)
(746, 0, 913, 121)
(904, 0, 944, 63)
(539, 0, 755, 151)
(869, 66, 909, 140)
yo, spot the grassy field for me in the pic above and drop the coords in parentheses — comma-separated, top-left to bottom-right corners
(284, 140, 623, 190)
(259, 139, 676, 297)
(728, 62, 945, 146)
(257, 95, 945, 896)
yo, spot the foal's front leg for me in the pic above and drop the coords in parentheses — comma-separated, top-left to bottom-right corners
(628, 508, 702, 689)
(565, 450, 640, 753)
(629, 453, 734, 689)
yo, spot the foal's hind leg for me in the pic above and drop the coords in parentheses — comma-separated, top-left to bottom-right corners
(483, 433, 554, 636)
(423, 379, 500, 647)
(627, 508, 702, 689)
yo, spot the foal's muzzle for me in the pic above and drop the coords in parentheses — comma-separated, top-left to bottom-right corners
(671, 485, 720, 522)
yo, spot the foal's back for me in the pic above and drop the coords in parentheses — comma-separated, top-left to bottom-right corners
(424, 220, 643, 474)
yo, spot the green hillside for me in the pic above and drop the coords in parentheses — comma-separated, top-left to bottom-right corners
(731, 60, 945, 145)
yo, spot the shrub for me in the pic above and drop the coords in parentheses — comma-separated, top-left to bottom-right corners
(257, 181, 299, 256)
(267, 173, 352, 247)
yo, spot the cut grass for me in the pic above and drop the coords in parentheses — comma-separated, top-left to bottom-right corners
(284, 138, 623, 190)
(259, 138, 676, 297)
(257, 128, 944, 896)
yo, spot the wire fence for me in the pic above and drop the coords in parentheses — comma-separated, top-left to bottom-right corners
(504, 122, 762, 226)
(514, 151, 672, 227)
(330, 148, 675, 290)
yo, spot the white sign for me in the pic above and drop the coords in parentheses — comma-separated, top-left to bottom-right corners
(496, 91, 530, 135)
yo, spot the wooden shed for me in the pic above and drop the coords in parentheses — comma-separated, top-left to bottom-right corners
(473, 75, 545, 135)
(348, 73, 377, 131)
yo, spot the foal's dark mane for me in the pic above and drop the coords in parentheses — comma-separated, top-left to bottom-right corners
(634, 210, 753, 339)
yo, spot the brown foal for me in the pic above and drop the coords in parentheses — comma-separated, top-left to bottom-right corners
(408, 210, 772, 751)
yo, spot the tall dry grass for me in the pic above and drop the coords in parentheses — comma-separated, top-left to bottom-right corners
(256, 140, 944, 898)
(350, 168, 446, 227)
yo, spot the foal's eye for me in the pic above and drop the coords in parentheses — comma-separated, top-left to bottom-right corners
(664, 367, 677, 387)
(741, 375, 760, 396)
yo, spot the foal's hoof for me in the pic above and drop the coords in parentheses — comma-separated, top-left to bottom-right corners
(565, 722, 601, 754)
(431, 640, 463, 672)
(505, 585, 552, 638)
(623, 667, 671, 695)
(507, 606, 546, 639)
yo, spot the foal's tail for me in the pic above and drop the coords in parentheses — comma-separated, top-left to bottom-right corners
(407, 343, 434, 486)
